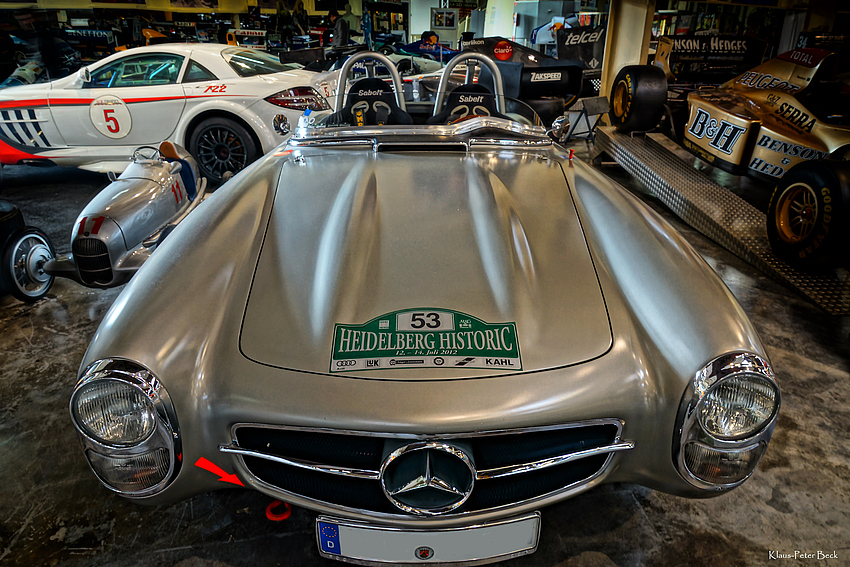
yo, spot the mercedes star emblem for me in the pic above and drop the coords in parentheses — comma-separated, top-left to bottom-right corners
(380, 442, 475, 515)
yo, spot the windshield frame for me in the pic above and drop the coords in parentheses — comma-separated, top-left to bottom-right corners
(290, 116, 549, 148)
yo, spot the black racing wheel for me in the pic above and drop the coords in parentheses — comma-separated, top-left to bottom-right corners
(396, 58, 420, 76)
(766, 160, 850, 269)
(3, 227, 55, 302)
(608, 65, 667, 133)
(189, 117, 258, 184)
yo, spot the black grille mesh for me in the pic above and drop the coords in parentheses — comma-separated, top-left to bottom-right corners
(73, 238, 112, 285)
(463, 454, 608, 511)
(473, 426, 618, 470)
(244, 456, 394, 512)
(236, 428, 384, 469)
(236, 423, 619, 516)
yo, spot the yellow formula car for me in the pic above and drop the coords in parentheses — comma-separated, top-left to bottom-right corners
(609, 47, 850, 269)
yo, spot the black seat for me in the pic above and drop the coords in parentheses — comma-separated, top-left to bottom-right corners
(426, 83, 509, 124)
(327, 77, 413, 127)
(159, 141, 197, 200)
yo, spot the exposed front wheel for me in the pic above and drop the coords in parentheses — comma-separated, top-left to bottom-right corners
(608, 65, 667, 133)
(766, 160, 850, 269)
(3, 227, 55, 302)
(188, 117, 258, 184)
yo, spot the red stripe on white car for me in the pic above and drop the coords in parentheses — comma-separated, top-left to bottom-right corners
(0, 137, 51, 164)
(1, 94, 257, 112)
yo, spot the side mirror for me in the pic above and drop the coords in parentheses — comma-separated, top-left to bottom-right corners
(77, 67, 91, 86)
(549, 115, 569, 142)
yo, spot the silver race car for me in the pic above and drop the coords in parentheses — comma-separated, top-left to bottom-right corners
(45, 141, 207, 288)
(69, 52, 780, 565)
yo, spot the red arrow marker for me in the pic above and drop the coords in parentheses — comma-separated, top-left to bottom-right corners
(195, 457, 244, 486)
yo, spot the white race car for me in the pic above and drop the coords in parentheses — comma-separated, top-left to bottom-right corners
(0, 43, 331, 182)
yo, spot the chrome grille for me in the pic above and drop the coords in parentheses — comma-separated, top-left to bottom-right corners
(73, 238, 113, 285)
(224, 420, 632, 517)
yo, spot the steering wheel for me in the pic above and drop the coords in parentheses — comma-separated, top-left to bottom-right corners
(432, 52, 507, 118)
(132, 146, 163, 162)
(333, 51, 407, 114)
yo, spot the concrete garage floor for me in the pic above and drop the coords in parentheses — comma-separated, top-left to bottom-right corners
(1, 144, 848, 567)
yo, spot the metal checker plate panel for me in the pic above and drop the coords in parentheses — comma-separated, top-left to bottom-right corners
(595, 126, 850, 316)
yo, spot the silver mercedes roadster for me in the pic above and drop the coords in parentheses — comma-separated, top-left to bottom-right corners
(70, 52, 780, 565)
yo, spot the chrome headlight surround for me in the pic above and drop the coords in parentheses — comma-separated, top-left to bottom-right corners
(70, 358, 182, 498)
(673, 352, 780, 491)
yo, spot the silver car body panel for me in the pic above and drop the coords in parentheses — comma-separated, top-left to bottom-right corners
(80, 119, 768, 528)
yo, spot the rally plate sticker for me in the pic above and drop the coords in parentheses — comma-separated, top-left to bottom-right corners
(330, 309, 521, 372)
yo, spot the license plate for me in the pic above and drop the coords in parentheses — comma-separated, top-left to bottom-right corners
(316, 513, 540, 564)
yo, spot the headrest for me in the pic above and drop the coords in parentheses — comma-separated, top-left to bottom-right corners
(158, 140, 181, 160)
(426, 83, 508, 124)
(331, 77, 412, 126)
(344, 77, 397, 107)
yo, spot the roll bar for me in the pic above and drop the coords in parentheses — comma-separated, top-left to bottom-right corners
(433, 52, 506, 116)
(334, 51, 407, 113)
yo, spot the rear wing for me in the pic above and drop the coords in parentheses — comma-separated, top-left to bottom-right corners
(462, 37, 583, 100)
(479, 62, 583, 100)
(279, 47, 325, 66)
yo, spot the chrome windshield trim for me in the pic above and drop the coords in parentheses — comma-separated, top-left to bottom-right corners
(476, 441, 635, 480)
(219, 444, 381, 479)
(468, 138, 554, 148)
(289, 116, 547, 145)
(288, 138, 375, 148)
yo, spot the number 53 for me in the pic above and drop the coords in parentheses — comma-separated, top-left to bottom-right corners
(411, 312, 441, 329)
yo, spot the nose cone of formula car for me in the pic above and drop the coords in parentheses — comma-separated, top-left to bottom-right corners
(240, 151, 612, 378)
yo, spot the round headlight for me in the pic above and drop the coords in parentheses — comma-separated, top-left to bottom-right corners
(72, 379, 157, 446)
(697, 373, 778, 440)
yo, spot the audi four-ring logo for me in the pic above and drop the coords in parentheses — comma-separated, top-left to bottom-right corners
(336, 360, 356, 367)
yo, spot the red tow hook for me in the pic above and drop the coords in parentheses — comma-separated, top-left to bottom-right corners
(266, 499, 292, 521)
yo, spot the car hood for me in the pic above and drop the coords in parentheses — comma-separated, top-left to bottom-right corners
(240, 150, 612, 379)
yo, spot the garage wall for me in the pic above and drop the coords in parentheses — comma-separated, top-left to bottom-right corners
(410, 0, 438, 40)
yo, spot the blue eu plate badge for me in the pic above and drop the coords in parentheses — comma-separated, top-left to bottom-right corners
(318, 521, 341, 555)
